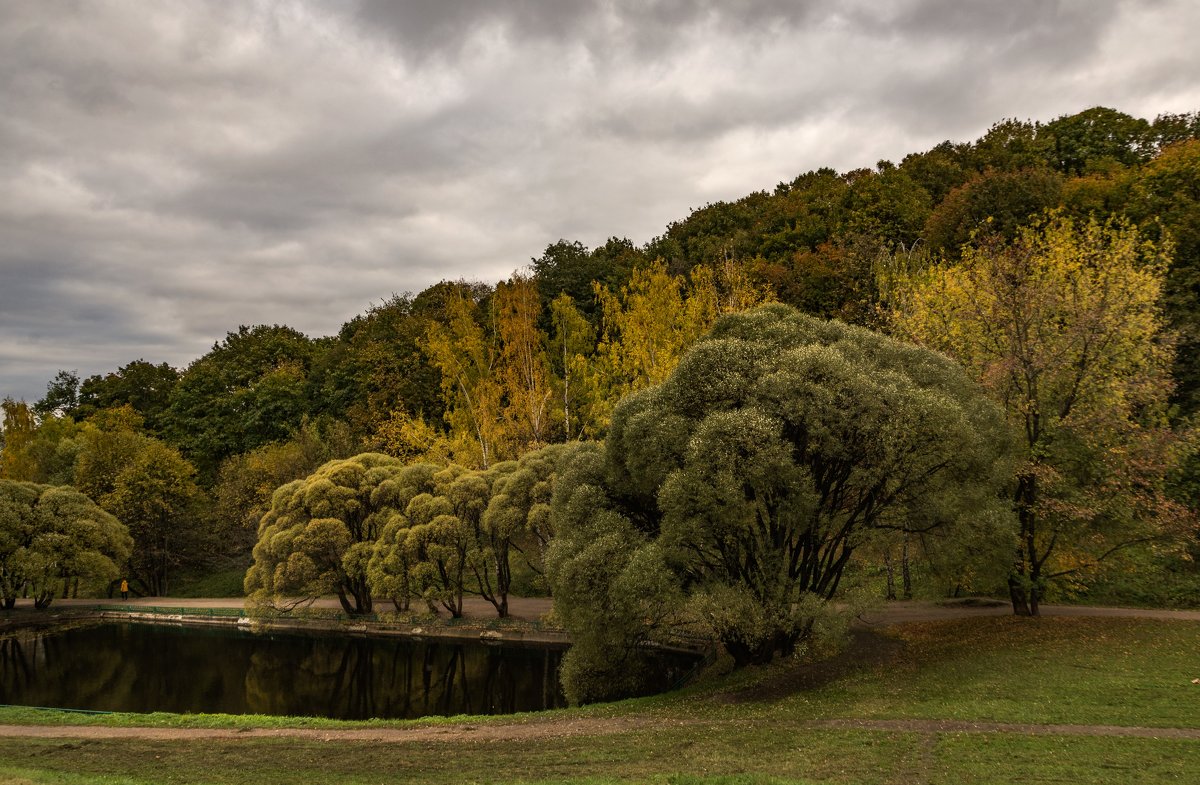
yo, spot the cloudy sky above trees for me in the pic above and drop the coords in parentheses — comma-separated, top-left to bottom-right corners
(3, 0, 1199, 401)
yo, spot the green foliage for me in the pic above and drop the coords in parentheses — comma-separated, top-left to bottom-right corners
(310, 293, 444, 438)
(551, 306, 1012, 697)
(245, 452, 404, 614)
(923, 168, 1064, 255)
(33, 369, 81, 419)
(14, 103, 1200, 611)
(1041, 107, 1153, 175)
(364, 463, 441, 611)
(0, 397, 38, 480)
(891, 215, 1190, 613)
(100, 439, 205, 596)
(545, 442, 682, 704)
(213, 418, 360, 558)
(74, 360, 180, 433)
(1127, 139, 1200, 414)
(0, 479, 132, 608)
(165, 325, 315, 478)
(58, 410, 208, 596)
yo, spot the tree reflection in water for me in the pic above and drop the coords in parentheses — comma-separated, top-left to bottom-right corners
(0, 623, 582, 719)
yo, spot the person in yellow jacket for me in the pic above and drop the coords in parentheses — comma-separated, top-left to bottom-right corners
(120, 578, 129, 601)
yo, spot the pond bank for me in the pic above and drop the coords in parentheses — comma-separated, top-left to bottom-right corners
(1, 602, 573, 649)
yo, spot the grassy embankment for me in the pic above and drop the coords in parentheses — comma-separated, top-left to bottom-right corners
(0, 616, 1197, 784)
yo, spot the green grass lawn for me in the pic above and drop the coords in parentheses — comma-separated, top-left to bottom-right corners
(0, 616, 1197, 784)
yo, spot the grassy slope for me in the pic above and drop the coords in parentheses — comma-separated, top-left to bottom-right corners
(0, 616, 1197, 784)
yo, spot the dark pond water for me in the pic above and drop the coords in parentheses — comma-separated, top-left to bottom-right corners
(0, 622, 696, 720)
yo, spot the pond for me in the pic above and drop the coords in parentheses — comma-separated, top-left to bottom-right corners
(0, 622, 696, 720)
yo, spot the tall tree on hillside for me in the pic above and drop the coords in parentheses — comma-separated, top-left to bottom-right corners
(71, 409, 208, 595)
(421, 286, 506, 468)
(1041, 107, 1151, 175)
(311, 293, 443, 438)
(591, 262, 712, 425)
(891, 215, 1191, 615)
(101, 440, 204, 596)
(923, 168, 1065, 256)
(590, 261, 773, 432)
(494, 275, 555, 450)
(72, 361, 180, 432)
(164, 325, 314, 478)
(1127, 140, 1200, 415)
(34, 371, 81, 419)
(548, 294, 597, 440)
(0, 399, 38, 481)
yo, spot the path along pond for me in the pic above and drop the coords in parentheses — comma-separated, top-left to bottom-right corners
(0, 621, 698, 720)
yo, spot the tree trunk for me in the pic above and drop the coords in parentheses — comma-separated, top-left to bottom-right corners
(1010, 472, 1039, 616)
(1007, 572, 1031, 616)
(901, 535, 913, 600)
(336, 585, 355, 615)
(884, 549, 896, 600)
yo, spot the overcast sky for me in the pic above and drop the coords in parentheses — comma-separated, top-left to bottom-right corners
(3, 0, 1200, 403)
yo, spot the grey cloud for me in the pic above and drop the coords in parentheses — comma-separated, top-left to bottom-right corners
(349, 0, 834, 65)
(2, 0, 1200, 402)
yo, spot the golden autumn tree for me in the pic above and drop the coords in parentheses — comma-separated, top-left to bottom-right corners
(590, 261, 772, 431)
(0, 398, 38, 481)
(421, 286, 506, 468)
(890, 215, 1192, 615)
(494, 275, 555, 451)
(548, 293, 598, 440)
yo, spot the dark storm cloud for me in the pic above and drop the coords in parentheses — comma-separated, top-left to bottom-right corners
(2, 0, 1200, 402)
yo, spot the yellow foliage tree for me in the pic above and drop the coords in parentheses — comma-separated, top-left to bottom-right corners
(890, 215, 1191, 614)
(494, 275, 555, 450)
(421, 287, 506, 468)
(0, 398, 38, 481)
(548, 293, 596, 441)
(372, 409, 452, 465)
(590, 261, 773, 431)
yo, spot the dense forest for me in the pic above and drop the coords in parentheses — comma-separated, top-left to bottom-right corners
(2, 106, 1199, 633)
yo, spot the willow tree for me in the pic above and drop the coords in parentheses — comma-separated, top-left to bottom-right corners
(484, 442, 582, 582)
(245, 453, 405, 614)
(365, 463, 441, 611)
(550, 305, 1012, 695)
(0, 480, 132, 608)
(890, 215, 1188, 615)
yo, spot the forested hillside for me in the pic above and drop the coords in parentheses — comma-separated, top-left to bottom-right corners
(2, 106, 1198, 608)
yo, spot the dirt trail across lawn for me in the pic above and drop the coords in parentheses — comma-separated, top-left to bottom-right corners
(3, 717, 1199, 744)
(2, 600, 1197, 744)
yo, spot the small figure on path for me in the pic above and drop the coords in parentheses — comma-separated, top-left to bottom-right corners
(120, 578, 129, 601)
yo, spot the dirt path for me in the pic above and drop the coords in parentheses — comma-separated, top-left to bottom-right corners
(853, 599, 1200, 626)
(807, 719, 1200, 739)
(3, 716, 1198, 744)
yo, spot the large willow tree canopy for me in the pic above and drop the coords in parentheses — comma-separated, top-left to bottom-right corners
(549, 304, 1014, 697)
